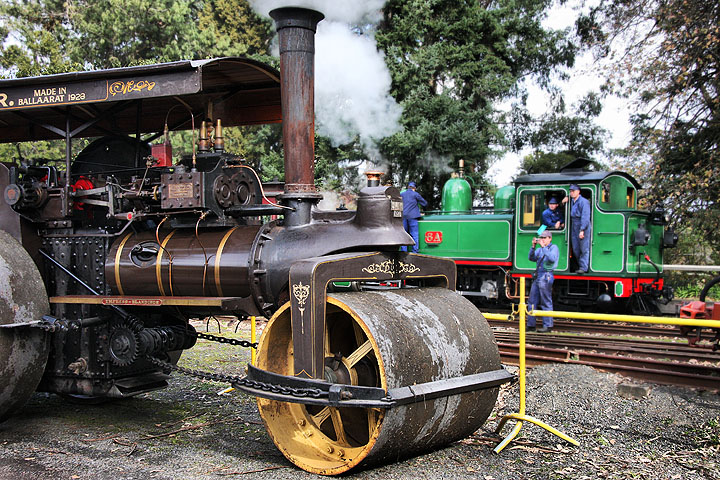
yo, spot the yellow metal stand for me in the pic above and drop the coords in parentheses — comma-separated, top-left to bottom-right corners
(250, 315, 257, 365)
(493, 277, 579, 453)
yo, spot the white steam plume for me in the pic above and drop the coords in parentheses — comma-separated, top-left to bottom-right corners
(249, 1, 402, 159)
(314, 21, 402, 152)
(249, 0, 385, 24)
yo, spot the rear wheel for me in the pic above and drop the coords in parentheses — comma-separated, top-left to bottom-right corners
(0, 231, 50, 421)
(256, 287, 501, 474)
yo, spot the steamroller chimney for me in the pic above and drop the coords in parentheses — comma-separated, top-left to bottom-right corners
(270, 7, 325, 226)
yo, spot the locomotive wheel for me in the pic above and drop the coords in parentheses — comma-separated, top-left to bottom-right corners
(0, 231, 50, 421)
(256, 287, 501, 474)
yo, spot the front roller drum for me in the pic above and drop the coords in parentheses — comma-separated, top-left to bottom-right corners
(256, 287, 501, 474)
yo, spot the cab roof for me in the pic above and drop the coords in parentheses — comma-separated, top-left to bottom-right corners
(514, 170, 641, 189)
(0, 57, 281, 143)
(514, 159, 641, 189)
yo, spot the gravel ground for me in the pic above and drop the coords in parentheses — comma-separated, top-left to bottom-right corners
(0, 319, 718, 480)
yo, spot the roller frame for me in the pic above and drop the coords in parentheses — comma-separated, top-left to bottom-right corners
(237, 364, 513, 408)
(288, 251, 456, 379)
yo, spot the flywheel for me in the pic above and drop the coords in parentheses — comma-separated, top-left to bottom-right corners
(256, 287, 501, 474)
(0, 230, 50, 421)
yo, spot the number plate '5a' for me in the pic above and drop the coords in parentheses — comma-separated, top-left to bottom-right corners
(425, 231, 442, 244)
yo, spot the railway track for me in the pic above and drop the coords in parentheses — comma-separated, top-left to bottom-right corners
(487, 318, 717, 340)
(487, 316, 720, 390)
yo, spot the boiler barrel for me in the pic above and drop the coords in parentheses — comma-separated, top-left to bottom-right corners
(105, 227, 260, 297)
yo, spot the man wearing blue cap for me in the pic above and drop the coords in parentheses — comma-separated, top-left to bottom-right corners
(541, 197, 564, 229)
(562, 184, 591, 273)
(400, 181, 427, 253)
(528, 230, 559, 332)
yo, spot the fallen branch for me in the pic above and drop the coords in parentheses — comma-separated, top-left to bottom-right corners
(217, 465, 288, 476)
(143, 415, 253, 440)
(156, 412, 205, 429)
(82, 434, 120, 442)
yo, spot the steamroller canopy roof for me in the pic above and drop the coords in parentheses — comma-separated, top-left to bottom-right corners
(0, 57, 281, 143)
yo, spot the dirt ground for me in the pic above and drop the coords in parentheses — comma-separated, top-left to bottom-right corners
(1, 319, 718, 480)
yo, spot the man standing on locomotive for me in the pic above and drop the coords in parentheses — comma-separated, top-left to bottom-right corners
(541, 197, 564, 229)
(528, 230, 559, 333)
(400, 181, 427, 253)
(563, 184, 591, 273)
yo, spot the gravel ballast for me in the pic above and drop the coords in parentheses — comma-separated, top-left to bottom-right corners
(0, 323, 718, 480)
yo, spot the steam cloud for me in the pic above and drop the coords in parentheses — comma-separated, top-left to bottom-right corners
(249, 0, 402, 158)
(249, 0, 384, 24)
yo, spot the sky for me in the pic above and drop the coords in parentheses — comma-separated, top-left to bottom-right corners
(487, 2, 632, 186)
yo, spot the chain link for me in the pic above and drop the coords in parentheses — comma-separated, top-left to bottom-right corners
(194, 331, 258, 349)
(147, 356, 325, 399)
(147, 331, 325, 400)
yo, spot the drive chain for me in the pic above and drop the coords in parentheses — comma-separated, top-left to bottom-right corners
(147, 332, 324, 400)
(194, 331, 258, 349)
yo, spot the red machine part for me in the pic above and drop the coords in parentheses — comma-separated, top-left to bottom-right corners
(679, 300, 708, 319)
(152, 143, 173, 167)
(679, 300, 720, 349)
(71, 176, 94, 210)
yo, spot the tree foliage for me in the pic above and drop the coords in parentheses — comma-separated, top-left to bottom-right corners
(579, 0, 720, 249)
(376, 0, 577, 204)
(199, 0, 275, 61)
(0, 0, 218, 73)
(518, 92, 609, 175)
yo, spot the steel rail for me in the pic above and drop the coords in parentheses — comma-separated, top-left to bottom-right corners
(493, 332, 719, 362)
(498, 344, 720, 390)
(487, 318, 717, 340)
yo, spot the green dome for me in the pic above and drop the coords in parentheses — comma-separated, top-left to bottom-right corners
(494, 185, 515, 213)
(441, 177, 472, 213)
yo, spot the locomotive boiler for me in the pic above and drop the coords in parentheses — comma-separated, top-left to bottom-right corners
(0, 7, 510, 474)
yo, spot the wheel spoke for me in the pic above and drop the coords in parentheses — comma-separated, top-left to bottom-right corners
(367, 409, 376, 438)
(345, 339, 373, 367)
(324, 319, 331, 356)
(312, 407, 331, 427)
(352, 322, 364, 346)
(329, 407, 349, 446)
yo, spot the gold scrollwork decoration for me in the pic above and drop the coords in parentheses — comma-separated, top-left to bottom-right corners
(109, 79, 157, 97)
(292, 281, 310, 308)
(362, 259, 420, 274)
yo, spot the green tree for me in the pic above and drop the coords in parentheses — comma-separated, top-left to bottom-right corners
(199, 0, 274, 60)
(67, 0, 214, 68)
(0, 0, 215, 72)
(578, 0, 720, 249)
(0, 0, 77, 76)
(376, 0, 577, 204)
(518, 92, 609, 174)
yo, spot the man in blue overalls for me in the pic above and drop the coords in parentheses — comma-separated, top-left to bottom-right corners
(541, 197, 564, 229)
(562, 184, 591, 273)
(527, 230, 559, 333)
(400, 181, 427, 253)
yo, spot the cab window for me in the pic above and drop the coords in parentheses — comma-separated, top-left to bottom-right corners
(521, 190, 566, 229)
(626, 187, 636, 209)
(521, 192, 543, 228)
(599, 176, 636, 210)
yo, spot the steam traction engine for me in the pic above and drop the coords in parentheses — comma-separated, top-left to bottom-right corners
(0, 7, 510, 474)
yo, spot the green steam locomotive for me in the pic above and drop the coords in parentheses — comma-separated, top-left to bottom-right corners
(418, 160, 678, 314)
